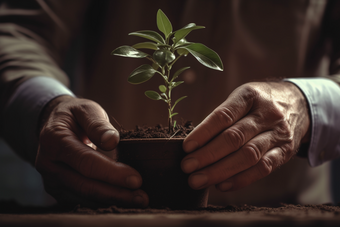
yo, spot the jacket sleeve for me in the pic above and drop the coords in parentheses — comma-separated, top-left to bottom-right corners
(327, 0, 340, 82)
(0, 0, 91, 164)
(285, 0, 340, 167)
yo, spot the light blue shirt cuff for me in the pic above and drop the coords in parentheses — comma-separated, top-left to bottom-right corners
(1, 77, 75, 165)
(284, 78, 340, 167)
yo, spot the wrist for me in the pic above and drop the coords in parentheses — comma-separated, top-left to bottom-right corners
(38, 95, 74, 136)
(282, 81, 311, 144)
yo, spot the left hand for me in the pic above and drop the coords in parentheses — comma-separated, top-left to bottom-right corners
(181, 81, 310, 192)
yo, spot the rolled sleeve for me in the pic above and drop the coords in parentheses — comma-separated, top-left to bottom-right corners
(284, 77, 340, 167)
(1, 76, 75, 165)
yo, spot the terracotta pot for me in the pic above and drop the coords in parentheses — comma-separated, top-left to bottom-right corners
(117, 138, 209, 209)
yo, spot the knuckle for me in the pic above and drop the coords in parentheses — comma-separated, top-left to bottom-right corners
(214, 106, 236, 126)
(223, 127, 245, 149)
(242, 144, 262, 166)
(280, 143, 294, 158)
(256, 158, 273, 178)
(239, 84, 259, 102)
(86, 119, 108, 133)
(274, 120, 294, 144)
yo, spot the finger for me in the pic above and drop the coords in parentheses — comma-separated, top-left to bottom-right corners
(183, 86, 257, 153)
(216, 147, 285, 192)
(186, 131, 275, 190)
(78, 129, 98, 150)
(72, 100, 119, 151)
(54, 134, 142, 189)
(48, 163, 149, 207)
(181, 114, 266, 174)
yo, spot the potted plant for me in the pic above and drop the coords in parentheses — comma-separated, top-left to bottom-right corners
(111, 9, 223, 209)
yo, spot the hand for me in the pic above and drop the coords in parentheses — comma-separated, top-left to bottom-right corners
(36, 96, 148, 207)
(181, 82, 310, 192)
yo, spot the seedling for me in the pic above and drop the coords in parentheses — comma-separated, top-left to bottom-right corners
(111, 9, 223, 132)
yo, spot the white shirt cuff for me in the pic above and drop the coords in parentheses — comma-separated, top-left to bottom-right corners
(1, 77, 75, 165)
(284, 77, 340, 167)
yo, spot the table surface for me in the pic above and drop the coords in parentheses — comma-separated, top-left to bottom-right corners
(1, 204, 340, 227)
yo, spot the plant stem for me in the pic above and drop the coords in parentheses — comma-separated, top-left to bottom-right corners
(166, 65, 172, 132)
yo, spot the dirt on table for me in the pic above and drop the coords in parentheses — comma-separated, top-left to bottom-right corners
(1, 201, 340, 227)
(2, 200, 340, 215)
(70, 203, 340, 215)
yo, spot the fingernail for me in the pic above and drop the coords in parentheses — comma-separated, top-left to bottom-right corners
(219, 181, 233, 191)
(126, 175, 141, 189)
(101, 130, 116, 144)
(189, 173, 208, 189)
(132, 195, 144, 205)
(181, 158, 199, 173)
(184, 140, 199, 152)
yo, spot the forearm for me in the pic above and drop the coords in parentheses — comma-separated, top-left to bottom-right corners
(0, 0, 90, 163)
(0, 77, 75, 165)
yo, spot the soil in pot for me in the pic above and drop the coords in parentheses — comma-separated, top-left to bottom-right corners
(117, 122, 209, 209)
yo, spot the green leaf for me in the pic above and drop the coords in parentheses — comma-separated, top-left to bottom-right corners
(145, 90, 162, 100)
(129, 30, 165, 44)
(128, 65, 157, 84)
(172, 66, 190, 81)
(132, 42, 159, 50)
(174, 39, 192, 48)
(179, 43, 224, 71)
(152, 62, 159, 70)
(159, 85, 167, 93)
(171, 96, 187, 111)
(171, 81, 184, 88)
(153, 49, 175, 67)
(170, 112, 178, 118)
(173, 120, 177, 128)
(157, 9, 172, 39)
(111, 46, 148, 58)
(176, 48, 189, 56)
(174, 23, 205, 43)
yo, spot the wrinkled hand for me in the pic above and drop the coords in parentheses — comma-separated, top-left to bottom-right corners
(181, 82, 310, 192)
(36, 96, 148, 207)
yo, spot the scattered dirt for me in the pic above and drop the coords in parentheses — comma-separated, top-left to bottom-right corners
(70, 203, 340, 215)
(3, 200, 340, 215)
(119, 121, 194, 139)
(2, 201, 340, 227)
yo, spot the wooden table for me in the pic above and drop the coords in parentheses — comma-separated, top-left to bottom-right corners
(1, 204, 340, 227)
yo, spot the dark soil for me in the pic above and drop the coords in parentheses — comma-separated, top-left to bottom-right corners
(119, 121, 194, 139)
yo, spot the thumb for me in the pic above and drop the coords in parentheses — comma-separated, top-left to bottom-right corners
(71, 99, 119, 151)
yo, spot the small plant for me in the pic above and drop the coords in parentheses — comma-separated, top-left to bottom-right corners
(111, 9, 223, 132)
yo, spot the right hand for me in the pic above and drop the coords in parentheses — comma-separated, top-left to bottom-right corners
(36, 96, 149, 207)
